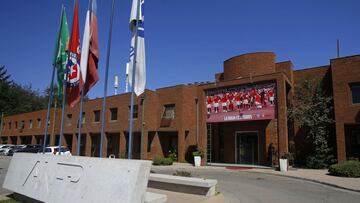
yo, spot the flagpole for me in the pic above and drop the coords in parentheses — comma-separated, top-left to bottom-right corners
(99, 0, 115, 158)
(42, 5, 65, 153)
(58, 71, 68, 154)
(50, 100, 57, 145)
(77, 89, 84, 155)
(58, 0, 77, 154)
(140, 95, 145, 159)
(42, 65, 56, 152)
(128, 0, 142, 160)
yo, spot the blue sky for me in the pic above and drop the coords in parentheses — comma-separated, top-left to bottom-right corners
(0, 0, 359, 99)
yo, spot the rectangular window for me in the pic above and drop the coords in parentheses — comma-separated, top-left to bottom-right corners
(128, 105, 138, 119)
(94, 110, 100, 122)
(353, 130, 360, 145)
(163, 104, 176, 119)
(2, 122, 5, 131)
(29, 120, 33, 129)
(110, 108, 118, 121)
(8, 122, 11, 130)
(37, 119, 41, 128)
(81, 112, 85, 124)
(20, 120, 25, 129)
(67, 114, 72, 125)
(15, 121, 18, 129)
(77, 112, 85, 128)
(350, 83, 360, 104)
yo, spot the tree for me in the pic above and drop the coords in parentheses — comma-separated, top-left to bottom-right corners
(0, 65, 47, 115)
(288, 77, 336, 168)
(0, 65, 13, 114)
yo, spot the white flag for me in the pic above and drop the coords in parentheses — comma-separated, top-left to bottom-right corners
(128, 0, 146, 96)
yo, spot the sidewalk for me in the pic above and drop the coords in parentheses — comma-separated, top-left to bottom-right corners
(152, 163, 360, 193)
(249, 167, 360, 192)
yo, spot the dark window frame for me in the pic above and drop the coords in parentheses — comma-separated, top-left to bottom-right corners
(67, 114, 73, 125)
(110, 108, 118, 121)
(93, 110, 101, 122)
(350, 83, 360, 104)
(128, 105, 138, 119)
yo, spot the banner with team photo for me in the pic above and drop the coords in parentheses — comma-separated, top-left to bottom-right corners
(205, 83, 276, 123)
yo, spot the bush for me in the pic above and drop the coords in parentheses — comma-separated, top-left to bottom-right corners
(173, 170, 192, 177)
(328, 160, 360, 178)
(153, 157, 173, 166)
(192, 148, 204, 157)
(168, 150, 178, 162)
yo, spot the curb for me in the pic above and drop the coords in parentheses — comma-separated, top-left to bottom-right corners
(246, 170, 360, 193)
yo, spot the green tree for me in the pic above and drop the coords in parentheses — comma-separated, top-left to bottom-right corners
(0, 65, 13, 114)
(288, 77, 336, 168)
(0, 65, 47, 115)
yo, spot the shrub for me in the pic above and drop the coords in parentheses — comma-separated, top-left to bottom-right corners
(173, 170, 192, 177)
(168, 149, 178, 161)
(328, 160, 360, 178)
(192, 148, 204, 157)
(153, 157, 173, 166)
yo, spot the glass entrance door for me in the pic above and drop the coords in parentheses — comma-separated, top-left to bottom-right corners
(236, 131, 258, 165)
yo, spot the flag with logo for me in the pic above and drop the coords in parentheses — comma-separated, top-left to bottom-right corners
(53, 6, 69, 97)
(128, 0, 146, 96)
(80, 0, 99, 96)
(66, 0, 82, 107)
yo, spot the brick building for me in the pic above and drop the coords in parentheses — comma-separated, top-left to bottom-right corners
(1, 52, 360, 165)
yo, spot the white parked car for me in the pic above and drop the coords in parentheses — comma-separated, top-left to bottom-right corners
(0, 144, 14, 149)
(0, 145, 17, 156)
(40, 146, 72, 156)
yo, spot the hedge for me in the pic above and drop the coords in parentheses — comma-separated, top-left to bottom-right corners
(328, 160, 360, 178)
(153, 157, 173, 166)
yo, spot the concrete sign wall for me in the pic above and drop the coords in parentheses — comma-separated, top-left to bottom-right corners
(3, 153, 152, 203)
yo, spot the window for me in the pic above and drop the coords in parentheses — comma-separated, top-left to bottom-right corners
(76, 113, 85, 128)
(81, 112, 86, 124)
(8, 122, 11, 130)
(128, 105, 138, 119)
(15, 121, 18, 129)
(20, 120, 25, 129)
(2, 122, 4, 131)
(110, 108, 118, 121)
(163, 104, 176, 119)
(94, 110, 100, 122)
(353, 130, 360, 145)
(350, 83, 360, 104)
(67, 114, 72, 125)
(37, 119, 41, 128)
(29, 120, 33, 129)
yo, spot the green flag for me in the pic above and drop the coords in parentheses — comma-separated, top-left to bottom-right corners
(53, 6, 69, 96)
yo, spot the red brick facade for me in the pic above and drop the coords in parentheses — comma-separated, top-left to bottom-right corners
(1, 52, 360, 165)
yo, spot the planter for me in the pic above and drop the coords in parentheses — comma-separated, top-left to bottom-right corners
(279, 158, 288, 172)
(194, 156, 201, 167)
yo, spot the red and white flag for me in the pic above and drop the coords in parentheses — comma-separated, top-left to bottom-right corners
(80, 0, 99, 96)
(66, 0, 82, 107)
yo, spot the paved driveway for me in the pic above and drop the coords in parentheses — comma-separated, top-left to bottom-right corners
(152, 167, 360, 203)
(0, 157, 11, 195)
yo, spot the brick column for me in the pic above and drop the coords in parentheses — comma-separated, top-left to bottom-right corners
(120, 131, 126, 158)
(178, 130, 186, 162)
(31, 136, 36, 145)
(102, 133, 108, 158)
(72, 133, 77, 155)
(336, 123, 346, 162)
(276, 77, 289, 157)
(85, 133, 91, 157)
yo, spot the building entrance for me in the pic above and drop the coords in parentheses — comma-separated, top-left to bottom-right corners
(235, 131, 259, 165)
